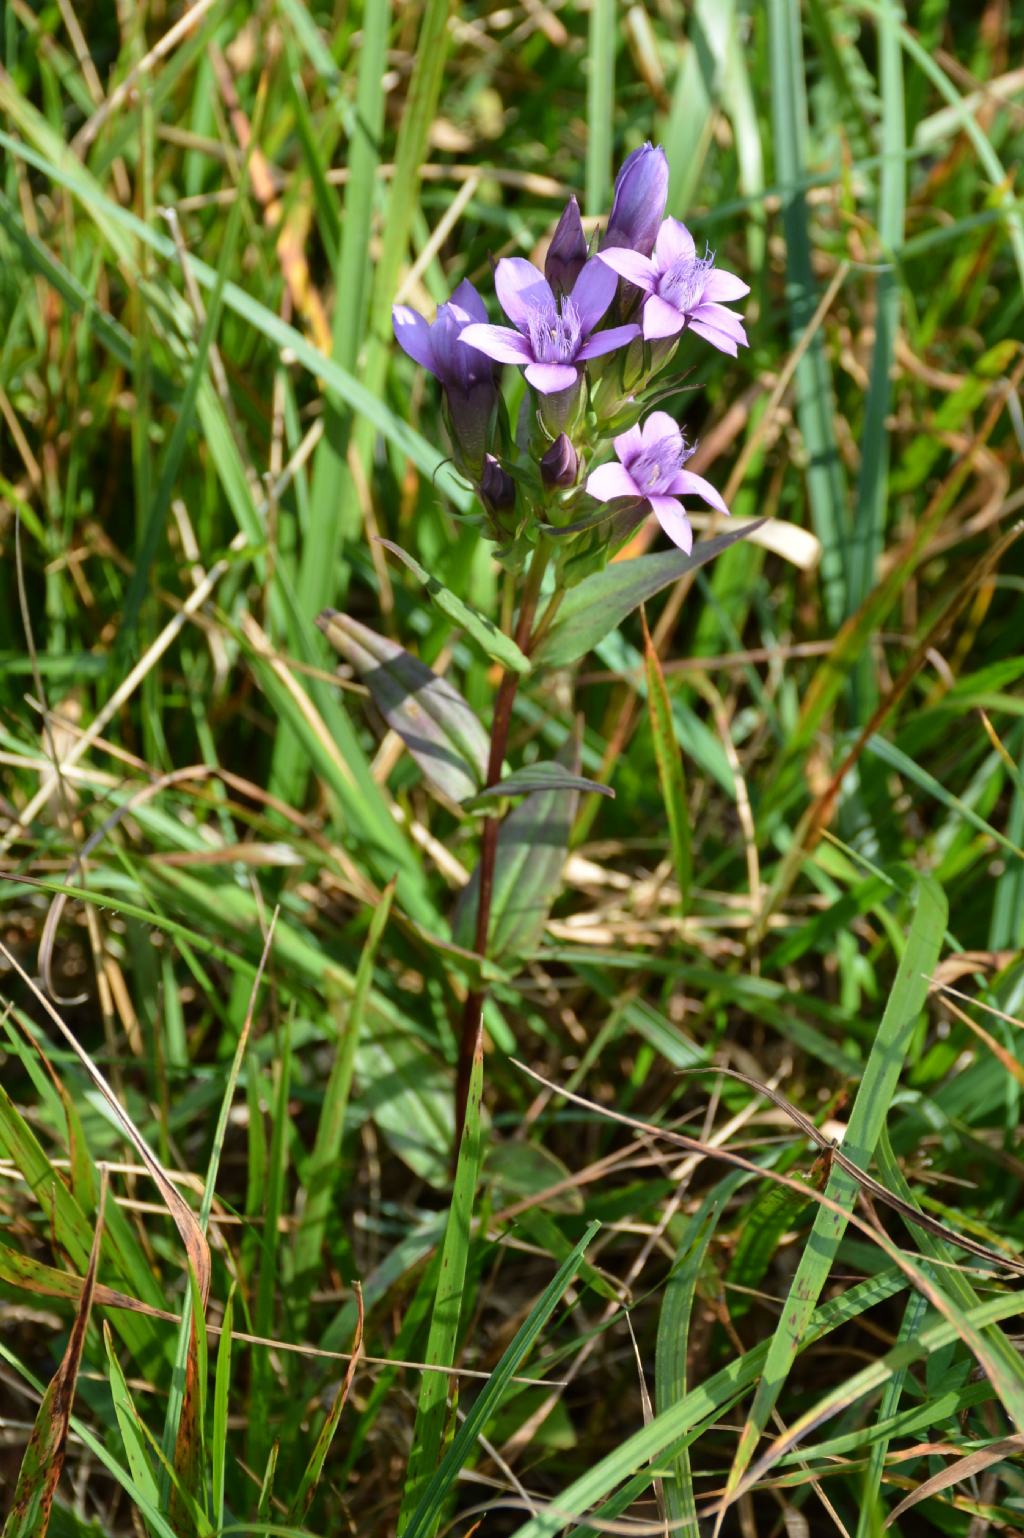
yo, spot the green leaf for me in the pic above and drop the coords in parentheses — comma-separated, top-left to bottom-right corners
(453, 726, 583, 962)
(378, 540, 531, 675)
(318, 610, 489, 803)
(485, 1141, 584, 1214)
(463, 760, 613, 808)
(532, 522, 765, 669)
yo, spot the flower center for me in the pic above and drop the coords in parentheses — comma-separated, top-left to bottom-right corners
(657, 255, 713, 314)
(627, 435, 693, 495)
(528, 297, 583, 364)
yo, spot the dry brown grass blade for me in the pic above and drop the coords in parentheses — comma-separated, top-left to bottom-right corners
(1, 1170, 107, 1538)
(208, 43, 331, 352)
(291, 1284, 365, 1521)
(935, 993, 1024, 1091)
(0, 1230, 558, 1386)
(685, 1066, 1024, 1276)
(884, 1433, 1024, 1527)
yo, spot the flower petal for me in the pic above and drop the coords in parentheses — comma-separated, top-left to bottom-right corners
(571, 257, 619, 333)
(669, 470, 730, 515)
(495, 257, 554, 330)
(693, 301, 748, 345)
(449, 277, 489, 324)
(687, 317, 739, 356)
(524, 361, 579, 394)
(654, 218, 696, 268)
(586, 462, 641, 502)
(596, 247, 657, 292)
(702, 269, 750, 303)
(392, 306, 437, 374)
(576, 322, 641, 360)
(613, 424, 644, 465)
(642, 294, 686, 340)
(640, 410, 683, 448)
(458, 323, 534, 365)
(649, 496, 693, 552)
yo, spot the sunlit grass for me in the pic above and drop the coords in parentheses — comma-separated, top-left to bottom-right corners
(2, 3, 1024, 1536)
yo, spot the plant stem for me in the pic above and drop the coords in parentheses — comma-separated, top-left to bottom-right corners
(452, 542, 548, 1154)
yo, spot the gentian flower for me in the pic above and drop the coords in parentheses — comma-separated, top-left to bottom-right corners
(458, 257, 639, 396)
(600, 143, 670, 257)
(392, 279, 497, 470)
(585, 411, 728, 554)
(599, 219, 749, 355)
(545, 196, 589, 298)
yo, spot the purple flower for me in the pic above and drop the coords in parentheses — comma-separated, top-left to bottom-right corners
(392, 279, 498, 470)
(585, 410, 728, 554)
(600, 143, 669, 257)
(458, 257, 639, 396)
(545, 196, 589, 297)
(599, 219, 750, 355)
(392, 278, 492, 389)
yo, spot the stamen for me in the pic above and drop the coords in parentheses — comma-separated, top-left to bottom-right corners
(657, 255, 713, 314)
(528, 297, 583, 363)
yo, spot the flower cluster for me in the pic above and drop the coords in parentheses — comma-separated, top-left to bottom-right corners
(392, 144, 749, 566)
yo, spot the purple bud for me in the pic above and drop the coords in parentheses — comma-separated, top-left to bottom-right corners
(540, 433, 579, 489)
(601, 143, 669, 257)
(479, 454, 516, 516)
(544, 197, 588, 297)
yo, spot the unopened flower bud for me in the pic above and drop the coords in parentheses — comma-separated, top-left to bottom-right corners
(544, 196, 588, 297)
(540, 433, 579, 489)
(479, 454, 516, 516)
(601, 143, 669, 257)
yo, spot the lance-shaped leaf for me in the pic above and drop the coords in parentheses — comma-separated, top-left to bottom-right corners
(377, 540, 531, 675)
(533, 520, 766, 669)
(318, 610, 489, 803)
(453, 726, 583, 962)
(463, 760, 614, 809)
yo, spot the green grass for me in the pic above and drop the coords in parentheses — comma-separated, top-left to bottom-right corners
(2, 3, 1024, 1536)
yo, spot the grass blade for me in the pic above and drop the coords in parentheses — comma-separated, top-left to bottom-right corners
(767, 0, 848, 627)
(719, 874, 948, 1511)
(642, 607, 692, 913)
(397, 1034, 484, 1530)
(291, 882, 396, 1328)
(846, 0, 905, 710)
(586, 0, 614, 218)
(402, 1220, 601, 1538)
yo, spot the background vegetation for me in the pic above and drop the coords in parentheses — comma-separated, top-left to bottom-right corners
(2, 1, 1024, 1534)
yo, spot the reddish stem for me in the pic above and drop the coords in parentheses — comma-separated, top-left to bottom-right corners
(452, 547, 547, 1155)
